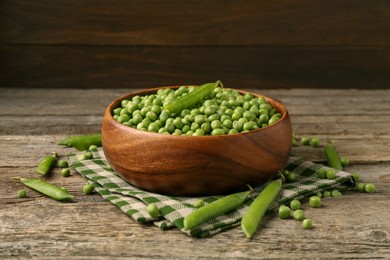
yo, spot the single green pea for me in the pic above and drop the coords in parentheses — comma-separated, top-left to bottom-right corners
(201, 122, 211, 134)
(148, 122, 159, 132)
(83, 183, 94, 195)
(285, 172, 297, 182)
(340, 156, 350, 167)
(243, 121, 257, 131)
(243, 111, 256, 121)
(211, 128, 225, 136)
(326, 168, 337, 179)
(331, 190, 342, 197)
(194, 129, 205, 136)
(302, 219, 313, 229)
(278, 205, 291, 219)
(364, 183, 376, 193)
(18, 189, 27, 198)
(145, 111, 157, 122)
(61, 168, 71, 177)
(147, 203, 160, 218)
(211, 120, 222, 130)
(228, 129, 239, 134)
(317, 167, 327, 178)
(259, 114, 269, 124)
(316, 192, 323, 198)
(173, 117, 183, 129)
(57, 160, 69, 168)
(301, 137, 310, 145)
(88, 144, 98, 151)
(323, 191, 331, 198)
(310, 137, 320, 147)
(309, 196, 321, 208)
(293, 209, 305, 221)
(290, 199, 301, 211)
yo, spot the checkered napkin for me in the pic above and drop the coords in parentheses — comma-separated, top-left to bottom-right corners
(68, 148, 355, 238)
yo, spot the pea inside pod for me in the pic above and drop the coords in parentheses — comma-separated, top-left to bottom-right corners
(20, 177, 74, 201)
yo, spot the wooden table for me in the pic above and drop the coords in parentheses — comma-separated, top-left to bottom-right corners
(1, 88, 389, 259)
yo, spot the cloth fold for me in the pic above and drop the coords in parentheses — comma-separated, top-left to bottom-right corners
(69, 148, 355, 237)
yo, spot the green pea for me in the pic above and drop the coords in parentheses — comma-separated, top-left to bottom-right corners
(148, 122, 159, 132)
(57, 159, 69, 168)
(83, 183, 94, 195)
(355, 182, 364, 192)
(211, 120, 222, 130)
(140, 106, 151, 117)
(259, 114, 269, 124)
(145, 111, 157, 121)
(309, 196, 321, 208)
(191, 122, 200, 132)
(326, 169, 337, 179)
(193, 129, 205, 136)
(317, 167, 327, 178)
(278, 205, 291, 219)
(331, 190, 342, 197)
(194, 115, 205, 125)
(310, 137, 320, 147)
(323, 191, 331, 198)
(173, 117, 183, 129)
(290, 199, 301, 210)
(340, 156, 350, 167)
(18, 189, 27, 198)
(301, 137, 310, 145)
(61, 168, 71, 177)
(285, 172, 297, 182)
(364, 183, 376, 193)
(231, 111, 242, 121)
(223, 119, 232, 129)
(293, 209, 305, 221)
(201, 122, 211, 134)
(302, 219, 313, 229)
(147, 203, 160, 218)
(211, 129, 225, 136)
(228, 129, 239, 134)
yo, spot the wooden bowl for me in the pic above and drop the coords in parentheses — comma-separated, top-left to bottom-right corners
(102, 87, 292, 196)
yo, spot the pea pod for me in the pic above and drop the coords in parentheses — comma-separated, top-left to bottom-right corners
(20, 177, 74, 201)
(183, 188, 252, 230)
(241, 178, 282, 239)
(164, 81, 222, 114)
(58, 133, 102, 151)
(324, 143, 343, 170)
(36, 153, 57, 175)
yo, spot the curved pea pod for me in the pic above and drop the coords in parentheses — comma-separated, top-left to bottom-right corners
(164, 80, 222, 114)
(58, 133, 102, 151)
(324, 143, 343, 170)
(183, 188, 252, 230)
(36, 153, 57, 175)
(20, 178, 74, 201)
(241, 178, 282, 239)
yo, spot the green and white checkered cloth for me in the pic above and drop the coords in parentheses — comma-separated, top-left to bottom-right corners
(69, 148, 355, 238)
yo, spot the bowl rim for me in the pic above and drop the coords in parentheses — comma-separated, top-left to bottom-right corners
(104, 86, 290, 139)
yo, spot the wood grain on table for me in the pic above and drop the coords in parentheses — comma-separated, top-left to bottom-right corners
(0, 88, 389, 259)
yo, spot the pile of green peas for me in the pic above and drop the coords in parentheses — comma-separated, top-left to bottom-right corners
(112, 86, 282, 136)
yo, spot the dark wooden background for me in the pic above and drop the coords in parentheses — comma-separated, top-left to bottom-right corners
(1, 0, 389, 89)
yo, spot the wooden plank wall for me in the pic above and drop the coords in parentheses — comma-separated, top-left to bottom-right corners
(1, 0, 389, 89)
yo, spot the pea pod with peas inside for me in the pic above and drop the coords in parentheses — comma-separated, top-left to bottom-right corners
(164, 80, 222, 114)
(20, 177, 74, 201)
(183, 187, 252, 230)
(241, 178, 283, 239)
(36, 152, 57, 175)
(58, 133, 102, 151)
